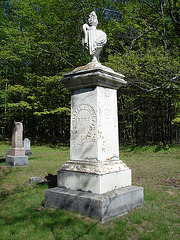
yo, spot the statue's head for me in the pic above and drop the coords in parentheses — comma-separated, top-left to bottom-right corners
(88, 11, 98, 27)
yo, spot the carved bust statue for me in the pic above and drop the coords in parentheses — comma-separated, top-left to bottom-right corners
(82, 11, 107, 61)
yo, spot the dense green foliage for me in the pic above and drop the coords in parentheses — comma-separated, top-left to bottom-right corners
(0, 0, 179, 145)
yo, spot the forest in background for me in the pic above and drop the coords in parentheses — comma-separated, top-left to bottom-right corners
(0, 0, 179, 145)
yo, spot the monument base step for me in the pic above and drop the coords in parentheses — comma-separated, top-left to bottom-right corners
(25, 150, 32, 156)
(44, 185, 143, 223)
(6, 155, 28, 166)
(57, 169, 132, 194)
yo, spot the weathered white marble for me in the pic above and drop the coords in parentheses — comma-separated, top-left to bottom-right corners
(24, 138, 31, 150)
(59, 67, 131, 193)
(61, 86, 129, 174)
(57, 169, 131, 194)
(82, 11, 107, 61)
(45, 12, 143, 220)
(61, 58, 126, 90)
(24, 138, 32, 155)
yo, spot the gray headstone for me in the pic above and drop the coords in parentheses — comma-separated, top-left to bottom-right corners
(24, 138, 31, 151)
(23, 138, 32, 155)
(29, 177, 42, 185)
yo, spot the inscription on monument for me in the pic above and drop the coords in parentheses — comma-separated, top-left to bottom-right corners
(72, 104, 96, 144)
(104, 89, 111, 98)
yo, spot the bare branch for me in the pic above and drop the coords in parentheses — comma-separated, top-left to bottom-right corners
(168, 0, 180, 26)
(59, 56, 75, 68)
(127, 75, 180, 92)
(169, 75, 179, 83)
(128, 81, 167, 92)
(38, 47, 75, 68)
(128, 27, 154, 52)
(146, 22, 168, 50)
(142, 1, 161, 16)
(127, 74, 180, 91)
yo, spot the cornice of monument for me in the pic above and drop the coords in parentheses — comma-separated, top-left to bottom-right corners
(61, 59, 126, 90)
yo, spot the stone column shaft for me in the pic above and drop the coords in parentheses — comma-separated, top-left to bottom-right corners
(57, 64, 131, 194)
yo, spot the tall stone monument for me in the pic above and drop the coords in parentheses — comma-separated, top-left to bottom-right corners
(45, 12, 143, 222)
(6, 122, 28, 166)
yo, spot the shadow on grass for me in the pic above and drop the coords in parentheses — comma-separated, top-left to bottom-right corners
(0, 158, 5, 163)
(39, 173, 57, 188)
(74, 220, 100, 240)
(0, 184, 24, 201)
(0, 205, 99, 239)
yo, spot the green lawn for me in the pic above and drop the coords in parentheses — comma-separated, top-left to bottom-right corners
(0, 142, 179, 240)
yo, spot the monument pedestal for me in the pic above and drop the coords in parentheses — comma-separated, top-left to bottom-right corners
(25, 150, 32, 156)
(6, 155, 28, 166)
(45, 62, 143, 221)
(9, 147, 25, 156)
(57, 169, 131, 194)
(45, 186, 143, 223)
(6, 147, 28, 166)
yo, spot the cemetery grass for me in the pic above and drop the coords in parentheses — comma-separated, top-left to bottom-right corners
(0, 143, 179, 240)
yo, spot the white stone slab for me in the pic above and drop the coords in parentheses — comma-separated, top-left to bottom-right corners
(24, 138, 31, 150)
(70, 87, 119, 161)
(57, 169, 131, 194)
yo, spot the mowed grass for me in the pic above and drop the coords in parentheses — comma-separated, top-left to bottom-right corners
(0, 142, 179, 240)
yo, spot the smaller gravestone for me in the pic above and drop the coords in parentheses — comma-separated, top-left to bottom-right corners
(24, 138, 32, 155)
(6, 122, 28, 166)
(29, 177, 41, 185)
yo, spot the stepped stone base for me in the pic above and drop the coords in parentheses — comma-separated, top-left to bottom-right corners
(57, 169, 131, 194)
(6, 155, 28, 166)
(44, 185, 143, 223)
(9, 148, 25, 156)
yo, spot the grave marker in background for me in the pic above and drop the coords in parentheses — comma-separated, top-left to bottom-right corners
(24, 138, 32, 155)
(6, 122, 28, 166)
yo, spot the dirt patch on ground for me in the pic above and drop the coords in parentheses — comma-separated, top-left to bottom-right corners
(163, 178, 180, 188)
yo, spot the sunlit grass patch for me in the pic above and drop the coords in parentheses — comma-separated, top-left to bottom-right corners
(0, 143, 179, 239)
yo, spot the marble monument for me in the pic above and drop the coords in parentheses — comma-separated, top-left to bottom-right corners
(45, 12, 143, 222)
(6, 122, 28, 166)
